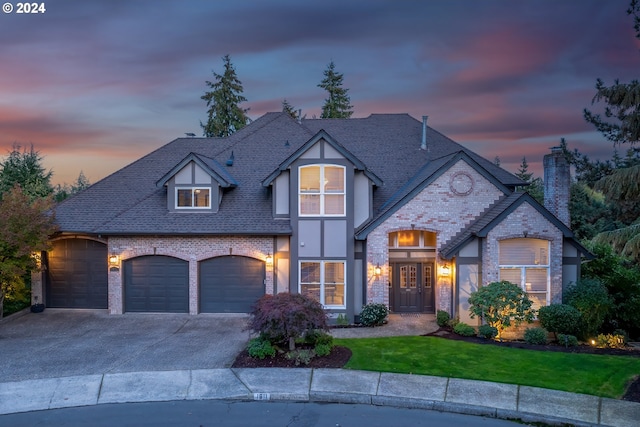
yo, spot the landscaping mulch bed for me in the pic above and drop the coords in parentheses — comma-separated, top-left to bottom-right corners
(231, 345, 351, 369)
(231, 328, 640, 403)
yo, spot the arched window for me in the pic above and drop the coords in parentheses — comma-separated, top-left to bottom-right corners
(499, 238, 550, 309)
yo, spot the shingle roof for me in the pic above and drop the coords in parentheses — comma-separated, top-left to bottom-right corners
(54, 112, 525, 236)
(439, 192, 593, 259)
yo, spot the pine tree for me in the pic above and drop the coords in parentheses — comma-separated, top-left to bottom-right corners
(282, 99, 300, 120)
(515, 157, 543, 203)
(318, 61, 353, 119)
(200, 55, 250, 137)
(0, 143, 53, 200)
(583, 1, 640, 145)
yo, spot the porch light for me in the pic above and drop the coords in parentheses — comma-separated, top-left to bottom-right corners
(31, 252, 42, 269)
(108, 254, 119, 266)
(374, 264, 382, 276)
(441, 264, 451, 276)
(265, 253, 273, 265)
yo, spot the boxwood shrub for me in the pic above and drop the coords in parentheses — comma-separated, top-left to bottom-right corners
(359, 303, 389, 326)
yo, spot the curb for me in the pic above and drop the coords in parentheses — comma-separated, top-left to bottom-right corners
(0, 369, 638, 427)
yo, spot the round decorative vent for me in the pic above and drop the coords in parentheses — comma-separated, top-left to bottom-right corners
(449, 171, 474, 196)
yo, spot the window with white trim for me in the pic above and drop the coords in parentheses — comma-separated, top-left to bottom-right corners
(499, 238, 550, 310)
(299, 261, 345, 308)
(176, 187, 210, 209)
(299, 165, 345, 216)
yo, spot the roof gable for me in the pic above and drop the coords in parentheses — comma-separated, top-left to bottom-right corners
(156, 152, 238, 188)
(262, 129, 383, 187)
(356, 151, 512, 239)
(440, 192, 593, 259)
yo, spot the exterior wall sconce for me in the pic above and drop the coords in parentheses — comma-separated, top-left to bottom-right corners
(440, 264, 451, 277)
(109, 254, 120, 271)
(374, 263, 382, 276)
(31, 252, 42, 269)
(265, 252, 273, 265)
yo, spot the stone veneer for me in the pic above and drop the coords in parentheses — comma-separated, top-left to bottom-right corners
(107, 235, 275, 314)
(366, 160, 504, 312)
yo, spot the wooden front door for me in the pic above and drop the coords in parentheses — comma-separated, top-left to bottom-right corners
(390, 262, 435, 313)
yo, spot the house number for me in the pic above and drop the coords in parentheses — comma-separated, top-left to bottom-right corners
(254, 392, 271, 400)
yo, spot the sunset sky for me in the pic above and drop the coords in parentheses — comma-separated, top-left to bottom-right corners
(1, 0, 638, 186)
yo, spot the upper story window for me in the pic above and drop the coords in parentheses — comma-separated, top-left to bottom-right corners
(176, 187, 210, 209)
(299, 165, 345, 216)
(499, 238, 550, 310)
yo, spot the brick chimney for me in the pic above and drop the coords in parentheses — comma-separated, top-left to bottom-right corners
(543, 146, 570, 227)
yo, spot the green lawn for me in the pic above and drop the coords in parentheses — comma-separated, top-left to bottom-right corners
(333, 336, 640, 399)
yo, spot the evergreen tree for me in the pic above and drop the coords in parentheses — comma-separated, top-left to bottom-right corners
(318, 61, 353, 119)
(54, 171, 91, 202)
(583, 1, 640, 145)
(0, 143, 53, 200)
(282, 99, 300, 120)
(200, 55, 250, 137)
(514, 157, 543, 203)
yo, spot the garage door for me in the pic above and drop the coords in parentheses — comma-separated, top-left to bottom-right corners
(199, 256, 265, 313)
(124, 256, 189, 313)
(46, 238, 108, 309)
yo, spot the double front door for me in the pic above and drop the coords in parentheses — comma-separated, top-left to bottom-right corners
(390, 262, 435, 313)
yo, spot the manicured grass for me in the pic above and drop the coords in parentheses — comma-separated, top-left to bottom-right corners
(333, 336, 640, 399)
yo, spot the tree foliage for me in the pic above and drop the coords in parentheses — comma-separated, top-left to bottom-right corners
(583, 1, 640, 145)
(318, 61, 353, 119)
(281, 99, 300, 120)
(54, 171, 91, 202)
(514, 156, 543, 203)
(467, 280, 535, 341)
(200, 55, 250, 137)
(580, 243, 640, 338)
(0, 185, 58, 317)
(564, 278, 613, 339)
(0, 143, 53, 200)
(248, 292, 328, 351)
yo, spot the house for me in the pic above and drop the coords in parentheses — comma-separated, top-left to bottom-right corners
(32, 112, 591, 323)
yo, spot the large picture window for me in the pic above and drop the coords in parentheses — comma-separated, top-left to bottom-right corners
(299, 165, 345, 216)
(499, 238, 549, 310)
(176, 187, 210, 209)
(299, 261, 345, 307)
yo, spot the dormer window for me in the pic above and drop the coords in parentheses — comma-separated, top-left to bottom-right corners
(176, 187, 210, 209)
(299, 165, 345, 216)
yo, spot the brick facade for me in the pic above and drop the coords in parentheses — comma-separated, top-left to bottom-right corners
(483, 203, 564, 304)
(107, 236, 275, 314)
(366, 160, 504, 312)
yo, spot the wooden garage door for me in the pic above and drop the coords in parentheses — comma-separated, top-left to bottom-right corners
(46, 238, 108, 309)
(199, 256, 265, 313)
(124, 256, 189, 313)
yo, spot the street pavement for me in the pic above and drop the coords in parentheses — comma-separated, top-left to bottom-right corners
(1, 309, 639, 427)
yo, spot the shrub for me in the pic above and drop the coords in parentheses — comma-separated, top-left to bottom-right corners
(436, 310, 450, 327)
(565, 278, 613, 339)
(285, 349, 315, 365)
(249, 293, 328, 350)
(314, 343, 332, 357)
(247, 337, 276, 359)
(359, 303, 389, 326)
(595, 333, 626, 349)
(524, 327, 548, 345)
(453, 322, 476, 337)
(538, 304, 582, 338)
(305, 330, 333, 346)
(468, 280, 535, 341)
(336, 313, 349, 326)
(557, 334, 579, 347)
(478, 324, 498, 339)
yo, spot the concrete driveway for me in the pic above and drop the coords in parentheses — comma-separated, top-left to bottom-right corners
(0, 310, 250, 383)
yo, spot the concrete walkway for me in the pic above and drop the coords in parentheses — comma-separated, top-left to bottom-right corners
(0, 368, 638, 427)
(1, 311, 639, 426)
